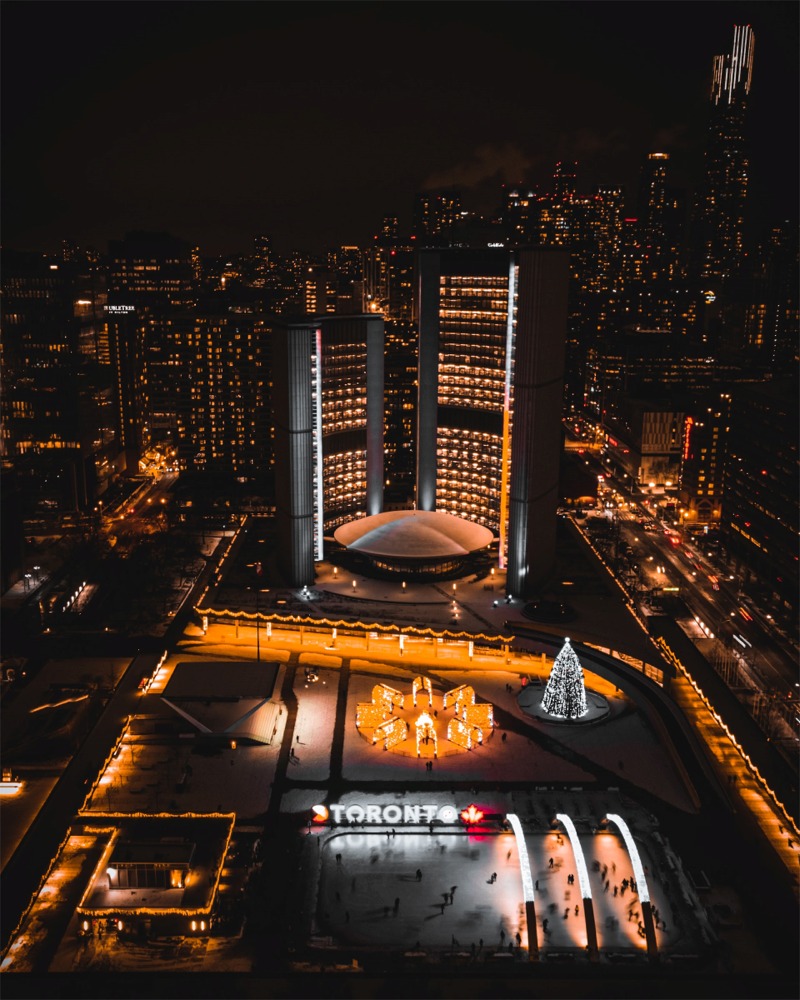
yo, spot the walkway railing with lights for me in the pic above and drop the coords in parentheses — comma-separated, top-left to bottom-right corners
(656, 637, 800, 843)
(194, 606, 514, 649)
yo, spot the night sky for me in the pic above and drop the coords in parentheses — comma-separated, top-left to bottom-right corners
(2, 1, 797, 256)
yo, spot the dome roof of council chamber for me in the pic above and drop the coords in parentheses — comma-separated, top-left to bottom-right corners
(334, 510, 494, 560)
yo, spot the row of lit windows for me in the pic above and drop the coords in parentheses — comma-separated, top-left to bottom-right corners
(440, 277, 507, 289)
(436, 496, 498, 531)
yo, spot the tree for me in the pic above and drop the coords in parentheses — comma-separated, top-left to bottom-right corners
(541, 638, 588, 719)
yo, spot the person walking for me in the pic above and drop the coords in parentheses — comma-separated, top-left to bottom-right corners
(416, 868, 422, 881)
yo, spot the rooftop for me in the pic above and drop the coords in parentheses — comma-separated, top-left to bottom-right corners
(334, 510, 494, 560)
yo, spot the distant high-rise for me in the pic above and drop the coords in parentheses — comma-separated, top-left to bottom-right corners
(271, 314, 384, 586)
(167, 313, 271, 476)
(415, 248, 568, 596)
(253, 235, 271, 288)
(637, 153, 683, 285)
(106, 232, 197, 471)
(721, 378, 798, 615)
(693, 25, 755, 283)
(413, 191, 463, 245)
(0, 251, 100, 515)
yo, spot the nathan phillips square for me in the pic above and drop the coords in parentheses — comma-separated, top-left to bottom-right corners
(0, 3, 798, 999)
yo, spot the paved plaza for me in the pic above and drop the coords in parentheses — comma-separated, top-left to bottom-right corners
(2, 545, 797, 996)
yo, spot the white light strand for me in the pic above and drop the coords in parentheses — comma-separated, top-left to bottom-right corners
(507, 813, 534, 902)
(555, 813, 593, 900)
(541, 638, 588, 719)
(605, 814, 651, 903)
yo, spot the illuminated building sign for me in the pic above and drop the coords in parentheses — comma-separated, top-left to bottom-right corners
(105, 304, 136, 313)
(459, 804, 484, 824)
(683, 416, 694, 461)
(314, 802, 460, 825)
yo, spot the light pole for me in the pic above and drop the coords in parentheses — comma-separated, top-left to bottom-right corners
(252, 587, 270, 662)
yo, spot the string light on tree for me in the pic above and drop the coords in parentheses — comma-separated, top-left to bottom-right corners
(541, 638, 588, 719)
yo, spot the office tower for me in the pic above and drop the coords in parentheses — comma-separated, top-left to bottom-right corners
(553, 161, 577, 202)
(721, 378, 799, 614)
(502, 186, 537, 244)
(108, 231, 196, 307)
(383, 318, 417, 504)
(637, 153, 684, 284)
(363, 239, 414, 321)
(415, 248, 568, 596)
(106, 232, 197, 471)
(413, 190, 463, 245)
(693, 25, 755, 283)
(679, 392, 731, 525)
(589, 187, 624, 295)
(168, 314, 271, 476)
(380, 216, 399, 241)
(253, 235, 271, 288)
(741, 223, 799, 365)
(327, 246, 363, 281)
(605, 400, 685, 488)
(271, 314, 384, 586)
(0, 251, 100, 516)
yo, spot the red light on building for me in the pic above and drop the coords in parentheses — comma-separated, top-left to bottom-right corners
(460, 804, 484, 825)
(683, 416, 694, 461)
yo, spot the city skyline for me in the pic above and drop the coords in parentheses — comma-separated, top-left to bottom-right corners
(2, 1, 797, 256)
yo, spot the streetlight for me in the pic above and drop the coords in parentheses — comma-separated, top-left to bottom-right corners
(250, 587, 270, 662)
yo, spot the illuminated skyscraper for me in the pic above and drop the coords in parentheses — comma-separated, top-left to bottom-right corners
(167, 313, 271, 476)
(637, 153, 684, 285)
(106, 232, 197, 471)
(415, 248, 568, 596)
(271, 314, 384, 586)
(693, 24, 755, 283)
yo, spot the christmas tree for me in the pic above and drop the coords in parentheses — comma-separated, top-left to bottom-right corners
(541, 638, 588, 719)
